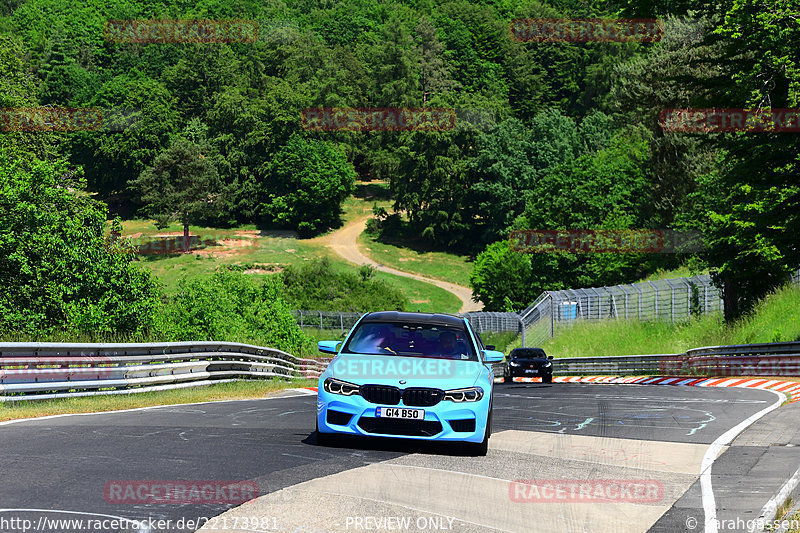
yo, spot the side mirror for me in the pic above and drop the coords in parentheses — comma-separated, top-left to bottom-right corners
(482, 349, 505, 363)
(485, 345, 496, 350)
(318, 340, 341, 354)
(547, 355, 554, 360)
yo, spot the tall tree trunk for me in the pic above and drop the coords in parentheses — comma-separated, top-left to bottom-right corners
(722, 277, 738, 322)
(183, 218, 190, 253)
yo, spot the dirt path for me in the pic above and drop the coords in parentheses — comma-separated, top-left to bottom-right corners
(313, 216, 483, 313)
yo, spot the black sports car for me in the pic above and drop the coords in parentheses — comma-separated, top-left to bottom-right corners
(502, 348, 554, 383)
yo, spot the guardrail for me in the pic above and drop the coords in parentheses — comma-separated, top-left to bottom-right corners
(3, 341, 797, 401)
(0, 342, 329, 402)
(551, 341, 800, 377)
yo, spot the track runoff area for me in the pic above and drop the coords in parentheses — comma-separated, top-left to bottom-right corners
(3, 376, 797, 533)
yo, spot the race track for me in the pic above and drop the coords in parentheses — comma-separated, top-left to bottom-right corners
(0, 383, 796, 533)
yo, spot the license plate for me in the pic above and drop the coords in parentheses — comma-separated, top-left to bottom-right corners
(524, 369, 538, 374)
(376, 407, 424, 420)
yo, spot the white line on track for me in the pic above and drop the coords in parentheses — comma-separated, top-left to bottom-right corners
(748, 464, 800, 533)
(701, 388, 785, 533)
(0, 390, 314, 427)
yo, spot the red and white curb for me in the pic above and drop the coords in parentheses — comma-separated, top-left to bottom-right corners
(551, 375, 800, 403)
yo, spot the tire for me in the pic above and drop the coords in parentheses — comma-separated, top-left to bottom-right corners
(502, 372, 510, 383)
(466, 402, 491, 456)
(543, 374, 553, 384)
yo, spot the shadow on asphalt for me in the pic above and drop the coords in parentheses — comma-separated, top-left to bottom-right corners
(303, 431, 484, 456)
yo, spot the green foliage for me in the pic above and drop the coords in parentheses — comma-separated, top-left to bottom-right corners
(259, 134, 355, 236)
(0, 156, 160, 336)
(156, 269, 311, 354)
(470, 241, 539, 311)
(281, 258, 406, 312)
(131, 135, 224, 248)
(3, 0, 796, 327)
(692, 1, 800, 320)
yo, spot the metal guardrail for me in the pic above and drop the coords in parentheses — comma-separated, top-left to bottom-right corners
(0, 342, 329, 401)
(2, 341, 798, 401)
(551, 341, 800, 377)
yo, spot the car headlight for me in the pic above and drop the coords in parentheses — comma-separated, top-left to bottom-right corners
(443, 387, 484, 402)
(509, 361, 520, 367)
(544, 361, 552, 367)
(323, 378, 360, 396)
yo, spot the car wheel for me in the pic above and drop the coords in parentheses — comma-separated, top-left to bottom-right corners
(543, 374, 553, 384)
(502, 372, 510, 383)
(466, 403, 491, 456)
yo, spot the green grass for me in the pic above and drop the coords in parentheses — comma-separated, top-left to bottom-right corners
(0, 378, 317, 422)
(115, 179, 461, 314)
(480, 331, 519, 354)
(537, 284, 800, 358)
(359, 231, 474, 288)
(640, 265, 708, 282)
(118, 220, 460, 313)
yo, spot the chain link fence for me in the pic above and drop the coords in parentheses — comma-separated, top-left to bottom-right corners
(291, 310, 364, 334)
(294, 271, 800, 348)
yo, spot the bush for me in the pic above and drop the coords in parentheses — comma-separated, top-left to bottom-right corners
(281, 258, 406, 312)
(157, 269, 311, 354)
(0, 157, 160, 337)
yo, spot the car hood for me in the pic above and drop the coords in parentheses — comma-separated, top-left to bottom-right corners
(511, 358, 551, 364)
(328, 353, 483, 388)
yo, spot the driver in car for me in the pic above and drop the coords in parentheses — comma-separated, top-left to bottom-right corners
(438, 331, 462, 358)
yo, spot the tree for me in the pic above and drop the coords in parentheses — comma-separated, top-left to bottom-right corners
(131, 136, 224, 252)
(414, 17, 458, 104)
(259, 134, 356, 236)
(69, 72, 179, 194)
(0, 155, 160, 336)
(470, 240, 539, 311)
(694, 1, 800, 320)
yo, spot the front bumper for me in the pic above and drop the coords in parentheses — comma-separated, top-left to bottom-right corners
(506, 365, 552, 378)
(317, 388, 489, 443)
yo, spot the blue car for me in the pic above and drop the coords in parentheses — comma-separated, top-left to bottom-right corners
(315, 311, 505, 455)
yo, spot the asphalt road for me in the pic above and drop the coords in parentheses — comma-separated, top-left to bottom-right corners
(0, 383, 789, 533)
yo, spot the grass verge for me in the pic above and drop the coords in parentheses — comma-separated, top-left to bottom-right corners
(0, 378, 317, 422)
(359, 231, 474, 288)
(535, 284, 800, 357)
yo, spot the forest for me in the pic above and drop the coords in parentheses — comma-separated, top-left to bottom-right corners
(1, 0, 798, 345)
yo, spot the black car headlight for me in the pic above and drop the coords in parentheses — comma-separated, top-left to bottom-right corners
(443, 387, 484, 402)
(509, 361, 520, 367)
(544, 361, 552, 367)
(323, 378, 360, 396)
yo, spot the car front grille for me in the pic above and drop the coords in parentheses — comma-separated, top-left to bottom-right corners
(402, 388, 444, 407)
(359, 385, 401, 405)
(357, 417, 443, 437)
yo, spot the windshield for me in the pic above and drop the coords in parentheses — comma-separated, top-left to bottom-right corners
(511, 349, 547, 359)
(342, 321, 477, 360)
